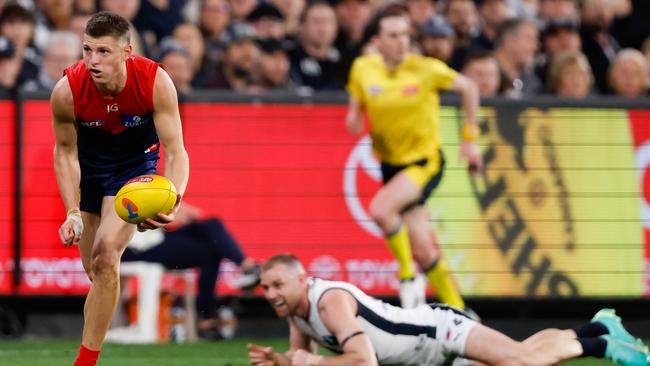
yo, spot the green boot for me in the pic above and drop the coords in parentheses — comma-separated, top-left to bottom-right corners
(592, 308, 639, 345)
(602, 335, 650, 366)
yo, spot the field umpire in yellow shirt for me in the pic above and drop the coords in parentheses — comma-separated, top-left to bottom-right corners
(345, 5, 483, 310)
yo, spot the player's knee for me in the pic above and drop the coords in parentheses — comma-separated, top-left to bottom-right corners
(369, 201, 391, 231)
(90, 252, 120, 282)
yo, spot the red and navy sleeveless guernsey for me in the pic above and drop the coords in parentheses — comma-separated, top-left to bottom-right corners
(64, 55, 160, 175)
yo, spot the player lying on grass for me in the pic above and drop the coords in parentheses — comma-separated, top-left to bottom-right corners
(248, 253, 649, 366)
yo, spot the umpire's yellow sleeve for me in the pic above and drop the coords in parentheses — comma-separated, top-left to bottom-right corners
(427, 58, 458, 92)
(346, 58, 365, 104)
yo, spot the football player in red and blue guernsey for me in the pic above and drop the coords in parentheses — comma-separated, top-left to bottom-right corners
(51, 11, 189, 366)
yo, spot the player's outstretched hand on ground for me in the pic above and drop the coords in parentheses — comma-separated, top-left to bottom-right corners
(247, 343, 275, 366)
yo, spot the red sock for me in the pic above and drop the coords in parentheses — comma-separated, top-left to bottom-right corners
(73, 345, 101, 366)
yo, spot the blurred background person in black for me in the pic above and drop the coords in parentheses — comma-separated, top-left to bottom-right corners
(289, 0, 343, 90)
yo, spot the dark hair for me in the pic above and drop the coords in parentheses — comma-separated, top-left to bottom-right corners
(84, 11, 131, 43)
(461, 48, 496, 70)
(364, 2, 408, 39)
(0, 3, 35, 27)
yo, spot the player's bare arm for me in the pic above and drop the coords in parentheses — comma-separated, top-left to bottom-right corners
(139, 67, 190, 230)
(51, 76, 83, 246)
(247, 319, 310, 366)
(345, 96, 364, 135)
(291, 289, 377, 366)
(451, 74, 483, 173)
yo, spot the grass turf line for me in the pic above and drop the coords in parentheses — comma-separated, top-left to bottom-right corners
(0, 338, 641, 366)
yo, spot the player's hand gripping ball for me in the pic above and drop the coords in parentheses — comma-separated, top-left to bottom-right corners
(114, 174, 178, 224)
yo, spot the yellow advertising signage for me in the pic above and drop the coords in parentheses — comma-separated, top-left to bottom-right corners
(433, 107, 644, 296)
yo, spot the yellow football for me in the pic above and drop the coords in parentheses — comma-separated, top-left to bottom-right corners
(114, 174, 178, 224)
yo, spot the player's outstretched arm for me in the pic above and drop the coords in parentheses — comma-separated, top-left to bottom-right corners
(451, 74, 483, 174)
(141, 67, 190, 230)
(51, 76, 83, 246)
(291, 289, 377, 366)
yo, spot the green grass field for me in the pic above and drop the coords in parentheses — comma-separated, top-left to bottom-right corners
(0, 338, 631, 366)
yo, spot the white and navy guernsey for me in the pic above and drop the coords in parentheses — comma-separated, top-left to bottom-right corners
(292, 278, 477, 366)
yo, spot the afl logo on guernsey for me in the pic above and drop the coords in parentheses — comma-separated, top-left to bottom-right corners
(122, 198, 139, 220)
(81, 120, 104, 127)
(126, 176, 154, 184)
(368, 85, 383, 96)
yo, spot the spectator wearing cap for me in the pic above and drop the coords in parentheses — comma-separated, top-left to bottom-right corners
(470, 0, 513, 51)
(547, 50, 593, 99)
(535, 18, 581, 85)
(246, 2, 286, 40)
(289, 0, 343, 90)
(254, 38, 294, 91)
(493, 17, 541, 97)
(418, 16, 454, 64)
(461, 49, 500, 97)
(201, 23, 260, 91)
(579, 0, 620, 94)
(0, 3, 39, 91)
(407, 0, 437, 35)
(608, 48, 650, 98)
(156, 39, 194, 94)
(444, 0, 479, 69)
(22, 30, 80, 92)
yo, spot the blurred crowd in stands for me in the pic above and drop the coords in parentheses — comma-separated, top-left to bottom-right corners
(0, 0, 649, 98)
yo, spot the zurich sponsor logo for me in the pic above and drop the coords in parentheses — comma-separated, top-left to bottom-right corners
(121, 114, 149, 128)
(81, 120, 104, 127)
